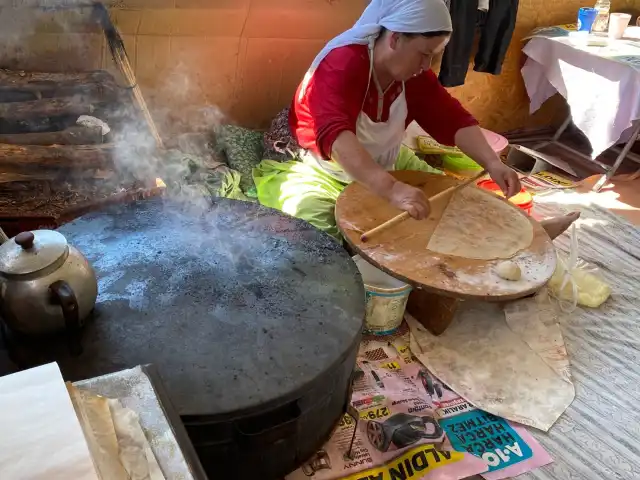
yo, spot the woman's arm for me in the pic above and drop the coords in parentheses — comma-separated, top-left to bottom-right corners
(454, 125, 503, 170)
(331, 131, 396, 195)
(407, 71, 521, 197)
(332, 131, 431, 219)
(454, 125, 521, 198)
(299, 46, 431, 219)
(406, 70, 477, 146)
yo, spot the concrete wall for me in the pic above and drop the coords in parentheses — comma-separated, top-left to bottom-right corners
(1, 0, 638, 137)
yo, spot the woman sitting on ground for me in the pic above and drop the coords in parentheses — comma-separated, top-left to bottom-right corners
(253, 0, 578, 240)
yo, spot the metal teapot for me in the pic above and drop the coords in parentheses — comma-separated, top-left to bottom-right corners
(0, 228, 97, 354)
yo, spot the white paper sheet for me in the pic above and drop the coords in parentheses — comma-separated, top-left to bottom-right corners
(408, 301, 575, 431)
(504, 289, 572, 383)
(0, 363, 99, 480)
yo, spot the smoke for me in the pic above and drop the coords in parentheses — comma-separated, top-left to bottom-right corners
(0, 3, 329, 319)
(0, 3, 230, 213)
(108, 60, 228, 213)
(0, 4, 101, 71)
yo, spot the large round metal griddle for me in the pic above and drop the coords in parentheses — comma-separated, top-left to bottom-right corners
(52, 198, 364, 417)
(336, 171, 556, 302)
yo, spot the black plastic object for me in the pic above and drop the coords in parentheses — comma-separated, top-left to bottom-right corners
(22, 197, 364, 479)
(49, 280, 83, 357)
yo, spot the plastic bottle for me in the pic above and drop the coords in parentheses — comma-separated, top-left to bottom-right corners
(591, 0, 611, 33)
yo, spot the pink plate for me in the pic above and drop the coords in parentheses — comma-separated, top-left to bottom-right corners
(481, 128, 509, 153)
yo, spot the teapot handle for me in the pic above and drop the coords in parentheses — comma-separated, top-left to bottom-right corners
(0, 226, 9, 244)
(50, 280, 83, 357)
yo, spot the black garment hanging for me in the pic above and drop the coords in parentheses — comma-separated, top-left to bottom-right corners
(439, 0, 520, 87)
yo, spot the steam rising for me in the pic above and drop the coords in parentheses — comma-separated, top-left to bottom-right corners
(0, 3, 229, 213)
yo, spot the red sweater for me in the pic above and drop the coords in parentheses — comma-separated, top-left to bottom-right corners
(290, 44, 478, 160)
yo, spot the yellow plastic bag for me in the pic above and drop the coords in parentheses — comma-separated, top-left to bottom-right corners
(548, 225, 611, 312)
(416, 135, 464, 156)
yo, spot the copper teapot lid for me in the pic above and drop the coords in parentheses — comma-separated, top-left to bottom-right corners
(0, 230, 68, 276)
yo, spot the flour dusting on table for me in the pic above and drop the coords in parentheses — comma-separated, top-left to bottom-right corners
(455, 250, 556, 295)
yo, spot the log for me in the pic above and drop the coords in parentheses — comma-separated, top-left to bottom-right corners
(0, 70, 114, 85)
(0, 143, 114, 169)
(0, 172, 56, 183)
(0, 70, 120, 99)
(0, 167, 74, 183)
(59, 185, 165, 224)
(0, 96, 109, 121)
(0, 116, 76, 135)
(0, 216, 59, 238)
(0, 168, 114, 184)
(0, 125, 103, 145)
(0, 84, 119, 103)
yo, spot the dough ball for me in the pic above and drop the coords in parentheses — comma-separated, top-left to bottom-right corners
(495, 261, 522, 281)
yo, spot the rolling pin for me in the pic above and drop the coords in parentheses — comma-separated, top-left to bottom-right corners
(360, 170, 486, 243)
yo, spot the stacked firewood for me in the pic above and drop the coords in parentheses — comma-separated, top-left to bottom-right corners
(0, 68, 155, 224)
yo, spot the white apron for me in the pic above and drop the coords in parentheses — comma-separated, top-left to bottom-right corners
(304, 41, 408, 183)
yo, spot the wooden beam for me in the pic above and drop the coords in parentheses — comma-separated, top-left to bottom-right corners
(0, 69, 119, 95)
(0, 126, 103, 145)
(0, 143, 114, 169)
(0, 96, 112, 121)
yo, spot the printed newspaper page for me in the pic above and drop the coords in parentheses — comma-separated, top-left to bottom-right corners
(287, 330, 552, 480)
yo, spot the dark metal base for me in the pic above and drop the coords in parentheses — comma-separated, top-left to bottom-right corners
(9, 197, 365, 479)
(182, 345, 359, 480)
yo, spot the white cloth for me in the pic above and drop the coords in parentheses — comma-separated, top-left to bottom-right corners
(304, 0, 451, 85)
(300, 0, 450, 181)
(522, 35, 640, 158)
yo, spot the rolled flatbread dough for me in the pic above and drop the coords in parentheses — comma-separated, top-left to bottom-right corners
(496, 260, 522, 281)
(427, 187, 533, 260)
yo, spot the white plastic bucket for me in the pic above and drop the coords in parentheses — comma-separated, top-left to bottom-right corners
(353, 255, 412, 335)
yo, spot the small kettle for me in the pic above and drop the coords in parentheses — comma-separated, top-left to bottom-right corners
(0, 228, 97, 354)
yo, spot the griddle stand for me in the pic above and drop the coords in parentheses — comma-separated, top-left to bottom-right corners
(509, 115, 640, 192)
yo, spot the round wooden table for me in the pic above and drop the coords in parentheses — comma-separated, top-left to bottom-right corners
(336, 171, 556, 335)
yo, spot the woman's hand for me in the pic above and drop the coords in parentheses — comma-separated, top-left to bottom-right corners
(453, 126, 521, 198)
(387, 182, 431, 220)
(332, 132, 431, 220)
(487, 162, 521, 199)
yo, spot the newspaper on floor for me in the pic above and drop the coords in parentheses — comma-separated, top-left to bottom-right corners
(287, 330, 552, 480)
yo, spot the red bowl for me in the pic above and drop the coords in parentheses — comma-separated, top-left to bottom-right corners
(477, 179, 533, 215)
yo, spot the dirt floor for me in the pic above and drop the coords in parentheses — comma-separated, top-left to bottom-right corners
(575, 174, 640, 226)
(510, 127, 640, 227)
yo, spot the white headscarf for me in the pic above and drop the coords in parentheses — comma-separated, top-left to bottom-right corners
(309, 0, 452, 73)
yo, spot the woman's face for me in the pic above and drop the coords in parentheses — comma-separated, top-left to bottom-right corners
(385, 33, 450, 81)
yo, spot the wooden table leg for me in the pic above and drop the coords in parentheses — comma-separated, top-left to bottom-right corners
(406, 288, 460, 336)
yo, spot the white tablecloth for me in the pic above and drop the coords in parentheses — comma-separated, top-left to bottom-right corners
(522, 34, 640, 158)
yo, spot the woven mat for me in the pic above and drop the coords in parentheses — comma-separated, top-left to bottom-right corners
(518, 191, 640, 479)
